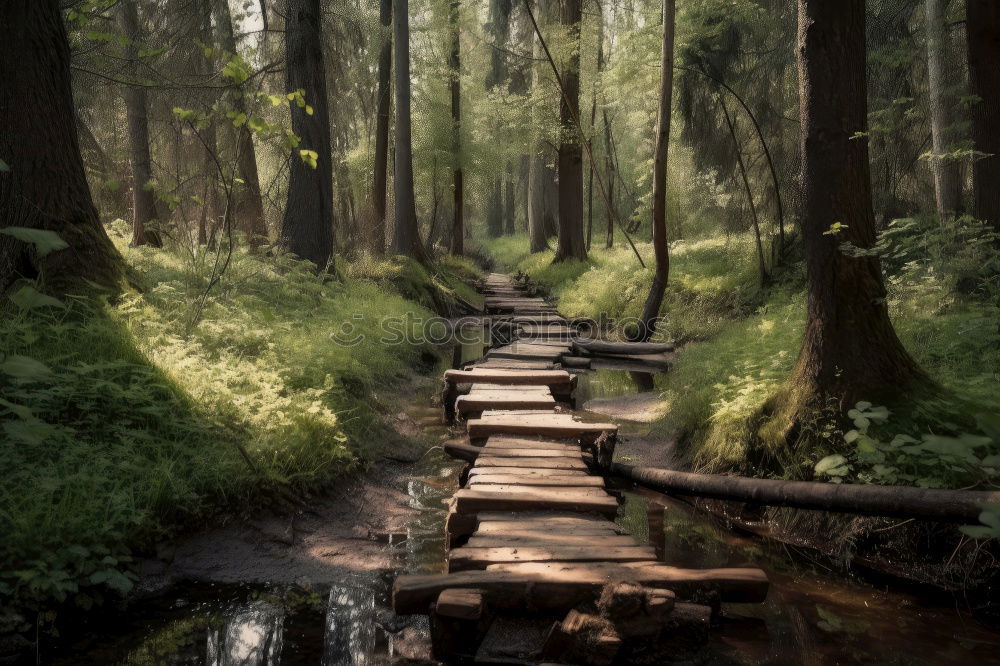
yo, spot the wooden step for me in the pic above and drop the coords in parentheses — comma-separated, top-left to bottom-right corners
(452, 488, 618, 516)
(393, 563, 771, 613)
(469, 474, 605, 488)
(465, 534, 635, 548)
(448, 545, 658, 572)
(468, 411, 617, 442)
(445, 368, 574, 387)
(472, 456, 588, 470)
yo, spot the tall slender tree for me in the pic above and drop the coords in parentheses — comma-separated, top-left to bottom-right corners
(0, 0, 124, 293)
(449, 0, 464, 255)
(553, 0, 587, 262)
(526, 0, 551, 252)
(925, 0, 961, 219)
(766, 0, 929, 435)
(122, 0, 163, 248)
(371, 0, 392, 255)
(391, 0, 427, 260)
(485, 0, 513, 237)
(632, 0, 674, 341)
(281, 0, 334, 269)
(967, 0, 999, 232)
(213, 0, 268, 244)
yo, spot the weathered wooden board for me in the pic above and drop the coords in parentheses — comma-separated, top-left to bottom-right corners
(465, 534, 635, 548)
(469, 474, 605, 488)
(394, 563, 770, 613)
(448, 545, 658, 571)
(452, 488, 618, 515)
(573, 339, 676, 356)
(481, 436, 579, 451)
(456, 391, 556, 414)
(468, 411, 618, 441)
(467, 466, 591, 478)
(469, 359, 556, 370)
(470, 448, 583, 459)
(472, 456, 588, 470)
(488, 344, 569, 362)
(444, 368, 574, 387)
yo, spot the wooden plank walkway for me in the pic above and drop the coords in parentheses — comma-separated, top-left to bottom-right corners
(393, 272, 769, 662)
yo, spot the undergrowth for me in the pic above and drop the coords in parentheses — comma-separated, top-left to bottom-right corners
(1, 221, 475, 621)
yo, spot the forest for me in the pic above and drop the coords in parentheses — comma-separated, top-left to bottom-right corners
(1, 0, 999, 663)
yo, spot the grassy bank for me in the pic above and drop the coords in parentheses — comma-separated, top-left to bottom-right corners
(1, 222, 479, 618)
(480, 224, 1000, 482)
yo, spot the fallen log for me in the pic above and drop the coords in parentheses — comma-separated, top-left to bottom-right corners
(444, 441, 481, 463)
(613, 463, 1000, 523)
(574, 339, 675, 356)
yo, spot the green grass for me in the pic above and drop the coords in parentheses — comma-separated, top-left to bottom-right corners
(0, 224, 477, 616)
(478, 230, 1000, 487)
(479, 232, 763, 342)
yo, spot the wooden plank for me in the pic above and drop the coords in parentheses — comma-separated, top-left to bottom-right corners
(452, 488, 618, 515)
(393, 563, 771, 613)
(573, 340, 676, 356)
(469, 448, 584, 459)
(448, 545, 657, 571)
(436, 588, 484, 620)
(468, 384, 554, 393)
(469, 474, 604, 487)
(469, 412, 617, 441)
(456, 393, 556, 414)
(470, 359, 556, 370)
(474, 511, 616, 526)
(473, 456, 588, 470)
(460, 484, 607, 497)
(466, 534, 636, 548)
(444, 368, 574, 386)
(468, 466, 591, 478)
(488, 346, 567, 362)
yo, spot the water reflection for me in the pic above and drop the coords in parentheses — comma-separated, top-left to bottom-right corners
(206, 602, 284, 666)
(615, 487, 1000, 665)
(321, 586, 376, 666)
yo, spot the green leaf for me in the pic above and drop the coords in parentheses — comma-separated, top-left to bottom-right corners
(0, 227, 69, 256)
(815, 454, 849, 477)
(299, 149, 318, 169)
(9, 285, 64, 310)
(1, 355, 53, 382)
(0, 398, 33, 420)
(0, 158, 9, 171)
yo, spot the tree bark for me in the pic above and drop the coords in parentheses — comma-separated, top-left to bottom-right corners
(527, 0, 550, 253)
(771, 0, 930, 432)
(504, 164, 516, 234)
(925, 0, 962, 219)
(391, 0, 427, 260)
(553, 0, 586, 262)
(632, 0, 674, 342)
(485, 0, 513, 238)
(281, 0, 334, 269)
(614, 463, 1000, 523)
(372, 0, 392, 255)
(198, 0, 220, 248)
(967, 0, 1000, 232)
(214, 0, 268, 244)
(122, 0, 163, 248)
(603, 109, 614, 248)
(0, 0, 124, 293)
(450, 0, 464, 255)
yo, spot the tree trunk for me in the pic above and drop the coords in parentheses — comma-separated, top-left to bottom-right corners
(527, 0, 550, 253)
(631, 0, 674, 342)
(198, 0, 220, 248)
(450, 0, 464, 255)
(281, 0, 334, 269)
(485, 0, 512, 238)
(122, 0, 163, 248)
(769, 0, 930, 435)
(603, 110, 615, 249)
(586, 7, 604, 253)
(214, 0, 268, 244)
(967, 0, 1000, 233)
(719, 96, 768, 286)
(925, 0, 961, 219)
(553, 0, 586, 262)
(504, 165, 516, 234)
(0, 0, 124, 293)
(372, 0, 392, 255)
(391, 0, 427, 260)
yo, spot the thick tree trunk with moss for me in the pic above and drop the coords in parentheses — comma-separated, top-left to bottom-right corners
(122, 0, 163, 248)
(390, 0, 428, 261)
(631, 0, 674, 341)
(967, 0, 1000, 232)
(213, 0, 268, 244)
(0, 0, 124, 293)
(767, 0, 929, 437)
(924, 0, 961, 219)
(281, 0, 334, 269)
(371, 0, 392, 255)
(553, 0, 586, 262)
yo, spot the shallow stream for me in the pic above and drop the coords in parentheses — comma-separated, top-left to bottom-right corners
(44, 360, 1000, 665)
